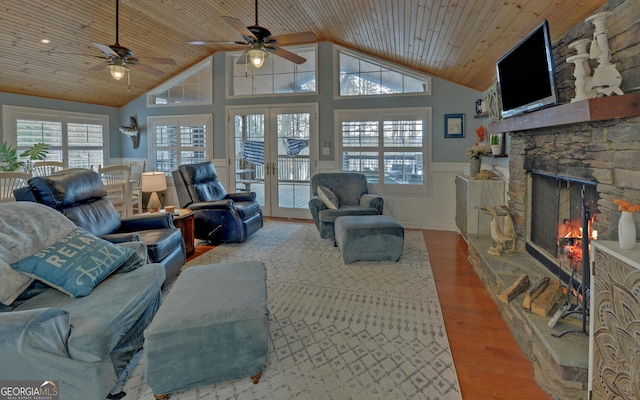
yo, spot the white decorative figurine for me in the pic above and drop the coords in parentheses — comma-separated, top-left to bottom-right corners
(567, 39, 597, 102)
(586, 11, 623, 96)
(485, 205, 516, 256)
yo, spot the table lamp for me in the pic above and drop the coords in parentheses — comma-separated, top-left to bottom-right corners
(141, 171, 167, 213)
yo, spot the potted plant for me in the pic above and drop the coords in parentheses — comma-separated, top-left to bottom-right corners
(0, 142, 49, 172)
(490, 134, 501, 155)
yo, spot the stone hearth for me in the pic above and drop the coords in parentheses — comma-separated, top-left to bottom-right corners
(466, 234, 588, 400)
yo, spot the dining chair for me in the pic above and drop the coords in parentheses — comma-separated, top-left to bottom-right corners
(0, 172, 31, 203)
(57, 167, 92, 173)
(99, 164, 132, 217)
(32, 161, 65, 177)
(128, 160, 146, 214)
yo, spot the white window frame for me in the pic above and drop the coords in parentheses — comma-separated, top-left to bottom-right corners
(2, 105, 108, 168)
(147, 57, 212, 107)
(334, 46, 431, 99)
(335, 107, 432, 195)
(147, 114, 213, 176)
(225, 44, 318, 98)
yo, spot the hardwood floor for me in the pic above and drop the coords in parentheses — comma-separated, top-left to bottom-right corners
(424, 229, 552, 400)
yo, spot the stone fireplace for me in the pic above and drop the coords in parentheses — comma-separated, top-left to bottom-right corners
(465, 93, 640, 399)
(504, 108, 640, 257)
(527, 172, 598, 284)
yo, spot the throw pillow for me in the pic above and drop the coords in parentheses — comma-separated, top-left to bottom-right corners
(317, 186, 340, 209)
(10, 228, 135, 298)
(0, 202, 77, 305)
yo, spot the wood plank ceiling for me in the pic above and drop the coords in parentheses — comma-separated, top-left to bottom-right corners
(0, 0, 607, 107)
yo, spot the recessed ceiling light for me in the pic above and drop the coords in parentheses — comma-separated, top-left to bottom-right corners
(41, 39, 50, 44)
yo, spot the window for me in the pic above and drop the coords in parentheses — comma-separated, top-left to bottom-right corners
(337, 48, 430, 97)
(148, 114, 212, 174)
(147, 58, 212, 106)
(228, 45, 317, 96)
(3, 105, 107, 169)
(337, 108, 430, 190)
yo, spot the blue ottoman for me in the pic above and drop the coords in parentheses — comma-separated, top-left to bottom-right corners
(334, 215, 404, 264)
(144, 261, 269, 399)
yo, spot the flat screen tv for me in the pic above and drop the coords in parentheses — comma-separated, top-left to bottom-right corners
(497, 20, 558, 119)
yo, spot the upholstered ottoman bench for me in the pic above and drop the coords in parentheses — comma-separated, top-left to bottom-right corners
(144, 261, 269, 399)
(334, 215, 404, 264)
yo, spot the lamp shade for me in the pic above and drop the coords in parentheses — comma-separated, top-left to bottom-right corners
(141, 171, 167, 193)
(109, 64, 128, 80)
(247, 48, 267, 69)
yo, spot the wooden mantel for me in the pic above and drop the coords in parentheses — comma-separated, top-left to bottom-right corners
(489, 92, 640, 134)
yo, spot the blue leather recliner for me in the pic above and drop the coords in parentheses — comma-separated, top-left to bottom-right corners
(172, 161, 263, 244)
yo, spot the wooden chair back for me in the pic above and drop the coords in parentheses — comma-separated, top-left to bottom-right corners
(99, 164, 132, 217)
(0, 172, 30, 202)
(32, 161, 65, 177)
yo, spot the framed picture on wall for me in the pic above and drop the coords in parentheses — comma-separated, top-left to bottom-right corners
(444, 114, 464, 138)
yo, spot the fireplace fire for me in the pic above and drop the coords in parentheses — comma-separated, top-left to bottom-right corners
(558, 214, 597, 269)
(527, 172, 598, 285)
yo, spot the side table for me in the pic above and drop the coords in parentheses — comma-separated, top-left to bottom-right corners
(171, 208, 195, 257)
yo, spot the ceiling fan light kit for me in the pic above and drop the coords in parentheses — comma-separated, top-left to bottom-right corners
(109, 64, 128, 80)
(247, 48, 267, 68)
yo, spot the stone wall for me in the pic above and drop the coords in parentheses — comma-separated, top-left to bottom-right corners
(506, 0, 640, 248)
(553, 0, 640, 104)
(508, 117, 640, 247)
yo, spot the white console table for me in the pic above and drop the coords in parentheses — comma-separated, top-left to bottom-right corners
(589, 240, 640, 400)
(455, 174, 505, 239)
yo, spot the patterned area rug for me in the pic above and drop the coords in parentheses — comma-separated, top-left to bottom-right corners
(121, 220, 462, 400)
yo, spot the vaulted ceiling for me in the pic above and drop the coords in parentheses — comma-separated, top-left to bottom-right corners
(0, 0, 607, 107)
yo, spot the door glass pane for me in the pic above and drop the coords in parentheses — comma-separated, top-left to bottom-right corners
(234, 114, 265, 205)
(276, 113, 310, 209)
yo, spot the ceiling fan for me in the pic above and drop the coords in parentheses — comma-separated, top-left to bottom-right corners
(188, 0, 317, 69)
(90, 0, 176, 81)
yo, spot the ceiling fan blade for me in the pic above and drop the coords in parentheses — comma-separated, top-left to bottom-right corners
(135, 57, 176, 65)
(91, 42, 118, 57)
(89, 62, 108, 72)
(221, 16, 257, 40)
(129, 63, 164, 77)
(270, 31, 317, 46)
(269, 46, 307, 64)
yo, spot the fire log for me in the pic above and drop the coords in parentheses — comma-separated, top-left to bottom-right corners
(498, 274, 530, 304)
(522, 276, 550, 310)
(531, 280, 563, 317)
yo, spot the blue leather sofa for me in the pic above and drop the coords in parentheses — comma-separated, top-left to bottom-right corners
(0, 201, 165, 400)
(14, 169, 186, 285)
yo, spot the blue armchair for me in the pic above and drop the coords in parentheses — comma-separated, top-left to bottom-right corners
(309, 172, 384, 239)
(172, 161, 263, 243)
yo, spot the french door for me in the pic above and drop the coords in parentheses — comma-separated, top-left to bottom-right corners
(228, 104, 317, 219)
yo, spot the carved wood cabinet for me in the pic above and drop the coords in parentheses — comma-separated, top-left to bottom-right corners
(589, 241, 640, 400)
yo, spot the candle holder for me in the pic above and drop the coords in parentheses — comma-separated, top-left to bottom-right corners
(567, 39, 596, 102)
(585, 11, 623, 96)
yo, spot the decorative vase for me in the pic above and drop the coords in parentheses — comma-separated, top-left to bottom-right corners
(618, 211, 637, 250)
(469, 158, 481, 176)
